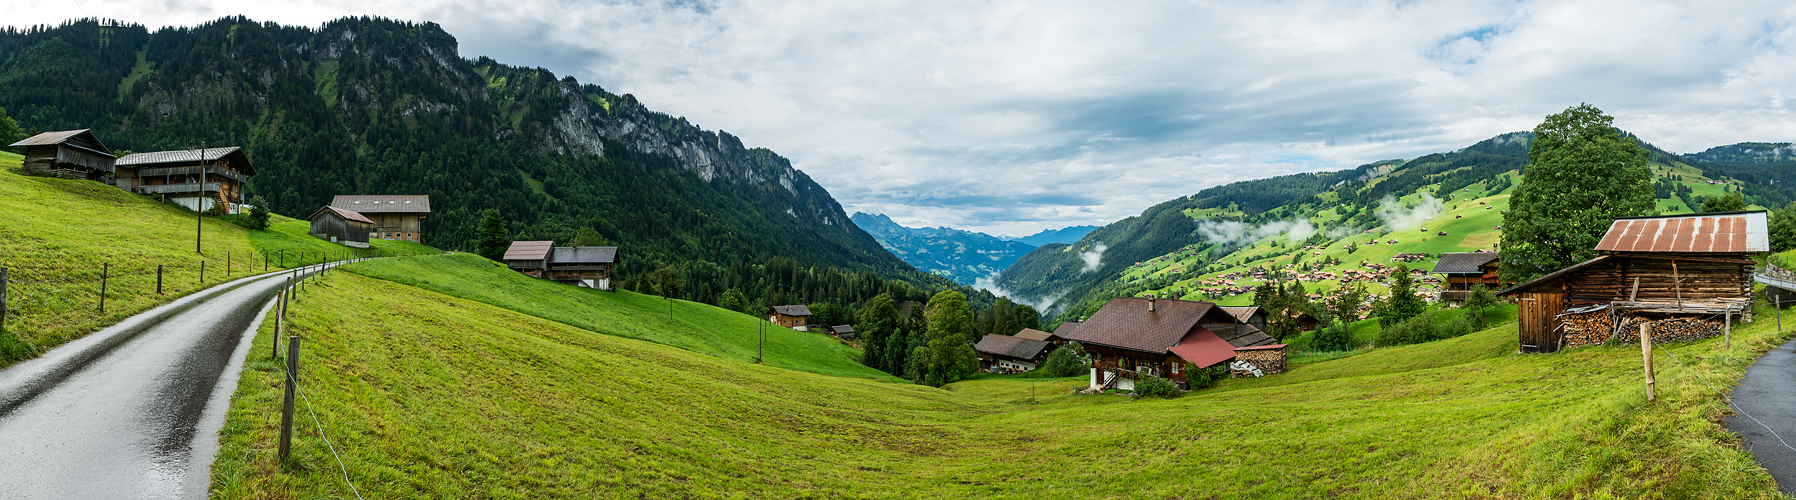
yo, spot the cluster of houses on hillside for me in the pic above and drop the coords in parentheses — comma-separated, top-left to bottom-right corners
(11, 129, 432, 248)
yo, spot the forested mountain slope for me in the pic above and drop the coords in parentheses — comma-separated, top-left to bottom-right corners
(0, 17, 912, 287)
(850, 212, 1036, 286)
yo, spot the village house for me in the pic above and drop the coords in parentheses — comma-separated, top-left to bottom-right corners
(306, 206, 376, 248)
(1499, 211, 1765, 353)
(1434, 251, 1502, 303)
(974, 334, 1055, 373)
(117, 147, 257, 214)
(331, 195, 430, 243)
(769, 305, 812, 330)
(503, 241, 555, 278)
(9, 129, 115, 180)
(1059, 297, 1245, 391)
(547, 246, 618, 290)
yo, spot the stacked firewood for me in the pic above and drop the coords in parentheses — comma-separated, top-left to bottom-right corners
(1559, 310, 1614, 348)
(1615, 314, 1725, 344)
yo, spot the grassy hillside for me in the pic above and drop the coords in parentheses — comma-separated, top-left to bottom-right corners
(0, 152, 437, 366)
(214, 263, 1788, 498)
(337, 253, 897, 380)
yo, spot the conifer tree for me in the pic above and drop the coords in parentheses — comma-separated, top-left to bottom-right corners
(475, 209, 509, 260)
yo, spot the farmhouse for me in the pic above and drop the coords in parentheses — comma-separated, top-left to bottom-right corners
(117, 147, 257, 214)
(769, 305, 812, 330)
(306, 206, 375, 248)
(331, 195, 430, 243)
(548, 246, 618, 290)
(1499, 211, 1765, 353)
(1434, 251, 1502, 303)
(973, 334, 1055, 373)
(8, 129, 115, 180)
(1059, 297, 1241, 391)
(503, 241, 555, 278)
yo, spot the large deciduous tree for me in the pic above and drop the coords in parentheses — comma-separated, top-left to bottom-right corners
(1771, 202, 1796, 254)
(855, 294, 902, 374)
(1500, 104, 1654, 281)
(911, 290, 978, 386)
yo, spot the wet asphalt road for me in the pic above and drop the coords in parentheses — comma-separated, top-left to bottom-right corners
(1727, 335, 1796, 495)
(0, 265, 331, 499)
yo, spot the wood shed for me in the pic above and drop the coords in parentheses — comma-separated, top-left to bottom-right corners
(9, 129, 115, 180)
(306, 206, 375, 248)
(1499, 211, 1766, 353)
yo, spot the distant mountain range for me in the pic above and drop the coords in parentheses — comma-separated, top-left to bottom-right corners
(850, 213, 1046, 286)
(1008, 225, 1099, 246)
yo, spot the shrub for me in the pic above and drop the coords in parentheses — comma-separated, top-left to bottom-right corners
(1310, 320, 1354, 352)
(1376, 313, 1439, 347)
(1027, 341, 1090, 378)
(1132, 375, 1180, 399)
(1183, 363, 1227, 390)
(247, 196, 271, 230)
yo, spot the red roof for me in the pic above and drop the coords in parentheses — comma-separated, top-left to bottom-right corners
(1593, 211, 1768, 253)
(1166, 328, 1236, 369)
(1059, 298, 1233, 353)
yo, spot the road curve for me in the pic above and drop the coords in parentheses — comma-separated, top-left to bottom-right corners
(0, 263, 339, 499)
(1726, 334, 1796, 495)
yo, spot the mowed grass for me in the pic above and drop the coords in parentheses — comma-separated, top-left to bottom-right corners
(215, 265, 1790, 498)
(337, 253, 897, 381)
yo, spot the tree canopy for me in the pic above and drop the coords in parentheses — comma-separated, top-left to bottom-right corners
(1499, 104, 1654, 281)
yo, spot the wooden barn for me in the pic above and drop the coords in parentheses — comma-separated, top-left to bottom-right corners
(974, 334, 1055, 373)
(503, 241, 556, 278)
(9, 129, 116, 180)
(1499, 211, 1766, 353)
(1060, 297, 1242, 391)
(829, 325, 855, 340)
(769, 305, 812, 330)
(306, 206, 375, 248)
(547, 246, 618, 290)
(1434, 251, 1502, 302)
(117, 147, 257, 214)
(331, 195, 430, 244)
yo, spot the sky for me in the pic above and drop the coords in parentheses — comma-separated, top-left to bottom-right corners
(8, 0, 1796, 236)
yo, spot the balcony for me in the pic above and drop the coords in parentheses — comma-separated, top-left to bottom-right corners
(138, 182, 222, 195)
(134, 165, 248, 184)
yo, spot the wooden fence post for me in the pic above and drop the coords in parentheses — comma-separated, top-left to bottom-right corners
(157, 265, 164, 295)
(200, 261, 206, 284)
(1641, 323, 1655, 402)
(1, 267, 8, 331)
(227, 252, 231, 276)
(1778, 297, 1783, 333)
(1725, 310, 1732, 349)
(279, 335, 299, 461)
(99, 263, 108, 314)
(279, 250, 285, 268)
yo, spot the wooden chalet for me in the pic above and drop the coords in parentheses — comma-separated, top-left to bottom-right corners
(1499, 211, 1766, 353)
(547, 246, 618, 290)
(1059, 297, 1241, 391)
(9, 129, 116, 180)
(1434, 251, 1502, 302)
(116, 147, 257, 214)
(829, 325, 855, 340)
(331, 195, 430, 243)
(769, 305, 812, 330)
(974, 334, 1055, 373)
(306, 206, 375, 248)
(503, 241, 555, 278)
(1293, 310, 1321, 332)
(1013, 328, 1063, 345)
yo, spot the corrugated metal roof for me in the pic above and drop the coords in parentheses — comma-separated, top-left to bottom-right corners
(1434, 252, 1501, 274)
(1013, 328, 1058, 342)
(1594, 211, 1768, 253)
(115, 147, 242, 166)
(307, 205, 374, 225)
(1059, 298, 1230, 353)
(9, 129, 91, 147)
(551, 246, 617, 264)
(974, 334, 1054, 360)
(771, 305, 812, 316)
(1166, 328, 1237, 369)
(503, 241, 555, 261)
(330, 195, 432, 213)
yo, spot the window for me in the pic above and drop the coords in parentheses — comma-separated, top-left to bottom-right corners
(1171, 363, 1181, 374)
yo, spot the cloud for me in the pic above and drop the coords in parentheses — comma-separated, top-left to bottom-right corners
(1374, 194, 1444, 232)
(975, 273, 1070, 315)
(7, 1, 1796, 235)
(1196, 218, 1319, 249)
(1079, 243, 1107, 274)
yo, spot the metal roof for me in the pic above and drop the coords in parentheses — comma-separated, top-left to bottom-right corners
(9, 129, 96, 148)
(974, 334, 1054, 360)
(1433, 252, 1500, 274)
(830, 325, 855, 334)
(771, 305, 812, 317)
(503, 241, 555, 261)
(116, 147, 253, 175)
(1594, 211, 1768, 253)
(1013, 328, 1058, 342)
(306, 205, 374, 225)
(1059, 298, 1230, 353)
(330, 195, 432, 213)
(1166, 328, 1237, 369)
(550, 246, 617, 264)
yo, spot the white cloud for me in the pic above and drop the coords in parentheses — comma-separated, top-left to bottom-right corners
(1375, 194, 1445, 232)
(7, 1, 1796, 235)
(1079, 243, 1106, 274)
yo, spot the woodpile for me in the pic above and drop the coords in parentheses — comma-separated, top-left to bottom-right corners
(1559, 308, 1614, 348)
(1617, 313, 1726, 344)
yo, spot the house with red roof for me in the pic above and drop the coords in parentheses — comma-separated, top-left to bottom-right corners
(1060, 297, 1287, 391)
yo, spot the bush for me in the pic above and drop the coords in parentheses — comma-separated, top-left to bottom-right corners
(1183, 363, 1227, 390)
(1376, 313, 1439, 347)
(1310, 320, 1354, 352)
(1027, 341, 1089, 378)
(1132, 375, 1180, 399)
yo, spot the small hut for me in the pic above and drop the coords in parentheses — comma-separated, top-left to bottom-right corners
(973, 334, 1055, 373)
(829, 325, 856, 340)
(9, 129, 116, 180)
(1434, 251, 1502, 303)
(306, 206, 375, 248)
(503, 241, 555, 278)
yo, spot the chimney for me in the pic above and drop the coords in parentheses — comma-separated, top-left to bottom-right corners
(1148, 296, 1156, 312)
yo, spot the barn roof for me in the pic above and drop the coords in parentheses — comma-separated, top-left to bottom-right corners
(1594, 211, 1768, 253)
(1219, 306, 1262, 324)
(503, 241, 555, 261)
(306, 205, 374, 225)
(10, 129, 112, 153)
(551, 246, 617, 264)
(1434, 252, 1500, 274)
(831, 325, 855, 335)
(771, 305, 812, 317)
(330, 195, 431, 213)
(1013, 328, 1058, 342)
(974, 334, 1054, 360)
(1166, 328, 1238, 369)
(1060, 298, 1231, 353)
(116, 147, 253, 174)
(1208, 323, 1276, 348)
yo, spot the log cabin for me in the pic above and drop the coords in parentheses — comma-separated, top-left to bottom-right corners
(769, 305, 812, 330)
(1499, 211, 1765, 353)
(829, 325, 855, 340)
(1059, 297, 1242, 391)
(117, 147, 257, 214)
(331, 195, 430, 244)
(306, 206, 375, 248)
(8, 129, 116, 180)
(974, 334, 1055, 373)
(503, 241, 556, 278)
(1434, 251, 1502, 303)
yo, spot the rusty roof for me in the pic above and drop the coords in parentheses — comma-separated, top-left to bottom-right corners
(503, 241, 555, 261)
(770, 305, 812, 317)
(974, 334, 1054, 360)
(1594, 211, 1768, 253)
(1059, 298, 1231, 353)
(1219, 306, 1262, 324)
(1166, 328, 1237, 369)
(306, 205, 374, 225)
(1433, 252, 1500, 274)
(1013, 328, 1058, 342)
(330, 195, 431, 213)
